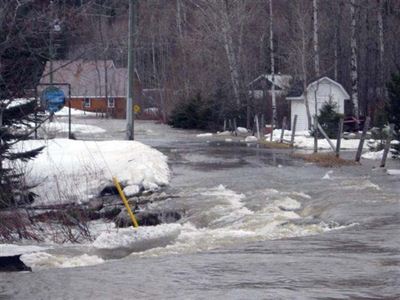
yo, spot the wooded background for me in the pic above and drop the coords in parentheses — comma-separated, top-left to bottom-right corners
(1, 0, 400, 126)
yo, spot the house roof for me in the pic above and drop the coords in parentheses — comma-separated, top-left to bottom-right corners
(286, 81, 304, 98)
(248, 74, 292, 91)
(286, 76, 350, 100)
(40, 60, 134, 97)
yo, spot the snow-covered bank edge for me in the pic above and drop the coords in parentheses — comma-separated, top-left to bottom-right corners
(12, 138, 170, 204)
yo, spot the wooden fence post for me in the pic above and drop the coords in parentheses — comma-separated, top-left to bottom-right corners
(313, 116, 318, 153)
(317, 122, 336, 152)
(291, 115, 297, 147)
(255, 115, 260, 140)
(355, 116, 371, 162)
(233, 118, 237, 136)
(336, 117, 344, 157)
(223, 119, 227, 131)
(261, 114, 265, 132)
(380, 124, 394, 168)
(280, 116, 287, 143)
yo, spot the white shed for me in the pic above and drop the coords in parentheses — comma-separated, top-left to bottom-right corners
(286, 77, 350, 131)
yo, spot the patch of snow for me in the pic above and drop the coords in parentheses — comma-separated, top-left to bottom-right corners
(0, 244, 49, 257)
(123, 185, 141, 197)
(143, 107, 159, 115)
(391, 140, 400, 145)
(6, 98, 35, 108)
(225, 138, 233, 142)
(387, 169, 400, 176)
(196, 133, 213, 137)
(41, 122, 106, 134)
(362, 150, 393, 160)
(55, 107, 97, 117)
(12, 139, 170, 204)
(236, 127, 248, 134)
(244, 136, 258, 142)
(217, 131, 231, 136)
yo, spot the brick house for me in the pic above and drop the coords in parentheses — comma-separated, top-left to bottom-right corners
(40, 60, 142, 118)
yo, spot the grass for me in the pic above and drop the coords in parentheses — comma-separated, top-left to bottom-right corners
(293, 152, 358, 167)
(257, 140, 292, 149)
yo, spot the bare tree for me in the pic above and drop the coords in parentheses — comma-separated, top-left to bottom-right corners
(350, 0, 359, 120)
(269, 0, 277, 135)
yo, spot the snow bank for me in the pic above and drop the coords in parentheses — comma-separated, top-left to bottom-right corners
(0, 244, 49, 257)
(55, 107, 97, 117)
(13, 139, 170, 204)
(265, 129, 364, 150)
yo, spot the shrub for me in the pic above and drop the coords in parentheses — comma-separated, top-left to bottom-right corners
(169, 93, 209, 129)
(317, 102, 343, 139)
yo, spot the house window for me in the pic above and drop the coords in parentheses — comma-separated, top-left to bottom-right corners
(107, 97, 115, 108)
(83, 98, 91, 108)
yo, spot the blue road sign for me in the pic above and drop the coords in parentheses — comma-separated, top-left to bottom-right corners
(41, 87, 65, 113)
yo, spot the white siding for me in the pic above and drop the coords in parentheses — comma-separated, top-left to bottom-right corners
(289, 78, 349, 132)
(291, 100, 308, 131)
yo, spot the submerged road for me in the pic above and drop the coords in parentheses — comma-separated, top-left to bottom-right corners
(1, 119, 400, 299)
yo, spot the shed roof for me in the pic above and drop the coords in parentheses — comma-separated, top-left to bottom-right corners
(248, 74, 292, 91)
(286, 77, 350, 100)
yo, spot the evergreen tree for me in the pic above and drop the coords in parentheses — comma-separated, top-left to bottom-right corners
(317, 102, 343, 139)
(386, 73, 400, 158)
(0, 100, 44, 208)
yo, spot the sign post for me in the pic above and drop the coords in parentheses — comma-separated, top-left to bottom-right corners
(36, 83, 72, 139)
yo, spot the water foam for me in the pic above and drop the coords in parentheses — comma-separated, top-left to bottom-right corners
(92, 223, 182, 258)
(131, 186, 349, 258)
(21, 252, 104, 270)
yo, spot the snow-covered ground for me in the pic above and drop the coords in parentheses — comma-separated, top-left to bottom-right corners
(55, 106, 97, 117)
(265, 129, 364, 150)
(40, 121, 106, 134)
(12, 139, 170, 204)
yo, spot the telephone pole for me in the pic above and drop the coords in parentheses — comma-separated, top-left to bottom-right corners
(49, 0, 54, 84)
(126, 0, 136, 140)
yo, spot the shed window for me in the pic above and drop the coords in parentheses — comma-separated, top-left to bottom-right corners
(107, 97, 115, 108)
(83, 98, 91, 108)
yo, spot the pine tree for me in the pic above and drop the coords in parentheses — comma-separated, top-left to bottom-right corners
(386, 73, 400, 158)
(0, 99, 44, 208)
(317, 102, 343, 139)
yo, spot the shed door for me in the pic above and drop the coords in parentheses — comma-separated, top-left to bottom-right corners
(291, 101, 309, 131)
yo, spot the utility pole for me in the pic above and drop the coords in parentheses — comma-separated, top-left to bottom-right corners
(49, 0, 54, 84)
(126, 0, 136, 140)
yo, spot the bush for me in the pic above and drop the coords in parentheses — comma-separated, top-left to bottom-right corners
(169, 93, 210, 129)
(317, 102, 343, 139)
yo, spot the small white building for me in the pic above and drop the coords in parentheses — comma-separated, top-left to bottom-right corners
(248, 74, 292, 99)
(286, 77, 350, 131)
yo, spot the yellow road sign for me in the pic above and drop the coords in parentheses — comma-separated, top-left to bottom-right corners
(134, 104, 141, 114)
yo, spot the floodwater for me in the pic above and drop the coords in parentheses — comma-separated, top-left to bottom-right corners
(1, 118, 400, 299)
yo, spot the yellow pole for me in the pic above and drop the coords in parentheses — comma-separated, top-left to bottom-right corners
(112, 176, 139, 228)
